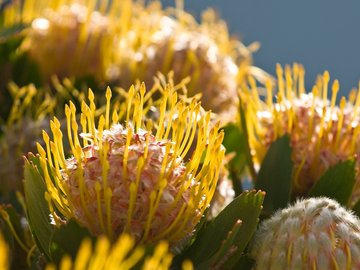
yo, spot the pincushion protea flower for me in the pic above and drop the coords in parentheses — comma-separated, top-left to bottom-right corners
(0, 234, 9, 270)
(208, 159, 235, 218)
(241, 63, 360, 201)
(0, 78, 84, 201)
(46, 234, 193, 270)
(250, 197, 360, 269)
(0, 83, 54, 200)
(112, 1, 266, 118)
(2, 0, 115, 82)
(34, 84, 224, 247)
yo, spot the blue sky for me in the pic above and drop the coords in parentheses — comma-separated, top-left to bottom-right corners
(161, 0, 360, 96)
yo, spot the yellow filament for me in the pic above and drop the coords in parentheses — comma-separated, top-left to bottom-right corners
(125, 157, 145, 232)
(105, 87, 112, 129)
(285, 65, 293, 101)
(266, 79, 273, 107)
(126, 86, 135, 124)
(73, 238, 92, 270)
(122, 127, 133, 181)
(322, 71, 330, 102)
(136, 84, 145, 132)
(105, 188, 113, 240)
(88, 89, 97, 142)
(276, 63, 285, 101)
(141, 191, 156, 243)
(308, 86, 318, 141)
(65, 104, 75, 153)
(80, 113, 88, 146)
(0, 210, 29, 253)
(156, 87, 170, 139)
(334, 97, 346, 149)
(42, 130, 54, 168)
(94, 183, 106, 238)
(156, 203, 188, 241)
(328, 80, 339, 132)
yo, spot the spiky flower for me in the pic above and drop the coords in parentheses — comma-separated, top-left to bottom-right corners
(0, 79, 84, 201)
(111, 1, 266, 118)
(2, 0, 267, 118)
(241, 64, 360, 201)
(34, 84, 224, 246)
(2, 0, 115, 82)
(0, 84, 52, 200)
(250, 197, 360, 269)
(46, 234, 193, 270)
(0, 234, 9, 270)
(208, 159, 235, 218)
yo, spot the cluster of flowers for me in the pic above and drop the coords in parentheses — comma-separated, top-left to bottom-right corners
(0, 0, 360, 269)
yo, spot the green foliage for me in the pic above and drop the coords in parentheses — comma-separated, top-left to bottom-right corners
(24, 154, 54, 260)
(0, 23, 27, 43)
(176, 190, 265, 269)
(222, 123, 247, 195)
(255, 135, 293, 217)
(309, 159, 356, 206)
(239, 99, 257, 183)
(49, 220, 93, 265)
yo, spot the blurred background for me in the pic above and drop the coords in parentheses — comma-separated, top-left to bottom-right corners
(161, 0, 360, 96)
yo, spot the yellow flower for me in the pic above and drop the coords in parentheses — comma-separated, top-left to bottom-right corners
(241, 63, 360, 202)
(0, 79, 84, 200)
(0, 84, 51, 198)
(46, 234, 193, 270)
(35, 83, 224, 246)
(113, 1, 264, 118)
(2, 0, 115, 82)
(2, 0, 267, 118)
(0, 234, 9, 270)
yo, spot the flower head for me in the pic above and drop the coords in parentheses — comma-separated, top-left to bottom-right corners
(208, 158, 235, 218)
(46, 234, 193, 270)
(112, 1, 265, 118)
(250, 197, 360, 269)
(241, 64, 360, 201)
(35, 84, 224, 246)
(0, 84, 51, 199)
(0, 78, 85, 201)
(2, 0, 113, 82)
(0, 234, 9, 270)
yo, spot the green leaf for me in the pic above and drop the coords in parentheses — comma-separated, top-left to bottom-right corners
(255, 135, 293, 216)
(309, 159, 356, 206)
(50, 219, 93, 264)
(222, 123, 246, 171)
(239, 99, 257, 182)
(0, 205, 30, 269)
(24, 154, 54, 259)
(0, 23, 27, 43)
(177, 190, 265, 269)
(230, 255, 255, 270)
(222, 123, 247, 196)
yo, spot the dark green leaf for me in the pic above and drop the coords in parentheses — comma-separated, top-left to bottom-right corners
(222, 123, 246, 171)
(239, 99, 257, 182)
(230, 255, 255, 270)
(309, 159, 356, 206)
(177, 190, 265, 269)
(24, 155, 54, 259)
(222, 123, 247, 196)
(50, 219, 93, 264)
(255, 135, 293, 215)
(0, 23, 27, 42)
